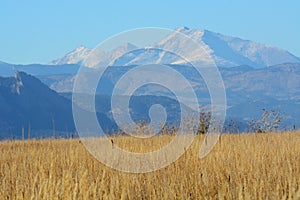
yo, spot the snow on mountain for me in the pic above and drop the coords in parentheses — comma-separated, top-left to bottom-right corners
(49, 27, 300, 68)
(49, 46, 92, 65)
(49, 43, 138, 67)
(209, 31, 300, 67)
(150, 27, 300, 67)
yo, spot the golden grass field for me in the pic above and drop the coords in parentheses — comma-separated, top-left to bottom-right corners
(1, 131, 300, 199)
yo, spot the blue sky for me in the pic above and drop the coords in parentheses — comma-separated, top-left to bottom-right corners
(1, 0, 299, 64)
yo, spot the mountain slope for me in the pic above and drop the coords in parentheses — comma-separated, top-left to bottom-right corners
(209, 30, 300, 67)
(0, 72, 76, 139)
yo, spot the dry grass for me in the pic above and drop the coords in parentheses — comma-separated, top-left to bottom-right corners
(1, 131, 300, 199)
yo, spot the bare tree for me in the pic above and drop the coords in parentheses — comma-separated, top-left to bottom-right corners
(197, 107, 211, 135)
(248, 109, 283, 133)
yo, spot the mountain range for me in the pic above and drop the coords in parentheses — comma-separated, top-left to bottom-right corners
(39, 63, 300, 128)
(0, 72, 185, 139)
(0, 27, 299, 138)
(49, 27, 300, 68)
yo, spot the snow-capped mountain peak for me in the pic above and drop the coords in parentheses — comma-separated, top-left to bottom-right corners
(74, 45, 89, 52)
(175, 26, 190, 32)
(49, 45, 92, 65)
(49, 27, 300, 68)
